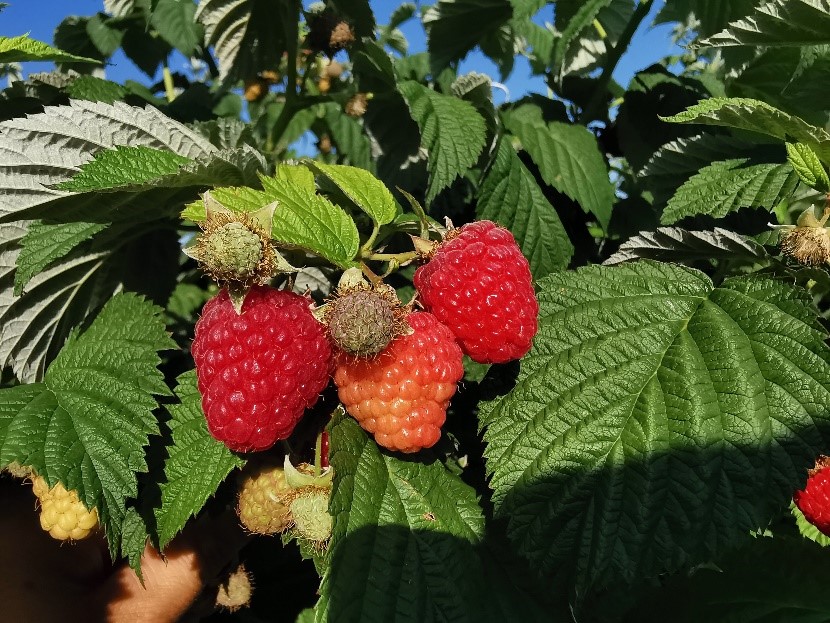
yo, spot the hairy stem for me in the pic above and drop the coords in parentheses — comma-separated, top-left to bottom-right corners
(579, 0, 652, 124)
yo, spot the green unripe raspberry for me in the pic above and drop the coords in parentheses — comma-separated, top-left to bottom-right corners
(328, 289, 396, 357)
(289, 487, 332, 543)
(201, 222, 263, 282)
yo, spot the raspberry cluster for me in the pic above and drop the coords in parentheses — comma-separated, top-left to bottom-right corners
(190, 212, 536, 456)
(329, 220, 537, 452)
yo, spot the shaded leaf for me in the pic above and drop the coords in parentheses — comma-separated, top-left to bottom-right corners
(152, 0, 203, 56)
(661, 158, 798, 224)
(662, 98, 830, 164)
(156, 371, 245, 548)
(505, 116, 614, 228)
(623, 537, 830, 622)
(319, 411, 486, 623)
(701, 0, 830, 48)
(604, 227, 770, 265)
(0, 294, 175, 555)
(477, 138, 573, 277)
(422, 0, 513, 74)
(482, 261, 830, 593)
(398, 81, 486, 204)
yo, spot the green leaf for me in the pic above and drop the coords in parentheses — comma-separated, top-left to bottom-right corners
(54, 16, 108, 73)
(510, 0, 546, 19)
(504, 117, 614, 229)
(641, 134, 780, 210)
(481, 261, 830, 592)
(156, 371, 245, 549)
(86, 14, 125, 56)
(65, 75, 129, 104)
(661, 158, 798, 224)
(604, 227, 770, 266)
(662, 98, 830, 164)
(319, 411, 487, 622)
(121, 24, 172, 77)
(388, 2, 417, 30)
(322, 103, 372, 170)
(188, 170, 360, 269)
(700, 0, 830, 47)
(654, 0, 757, 38)
(0, 294, 175, 555)
(58, 146, 192, 192)
(13, 221, 108, 296)
(0, 34, 99, 64)
(477, 138, 573, 277)
(398, 81, 487, 204)
(305, 161, 397, 227)
(0, 100, 217, 382)
(296, 608, 316, 623)
(726, 48, 830, 125)
(550, 0, 612, 80)
(121, 507, 149, 580)
(787, 142, 830, 193)
(151, 0, 203, 57)
(196, 0, 296, 82)
(352, 39, 397, 93)
(623, 537, 830, 622)
(422, 0, 513, 74)
(260, 174, 361, 268)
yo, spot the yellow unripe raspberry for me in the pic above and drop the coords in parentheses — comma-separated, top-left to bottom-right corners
(236, 463, 293, 535)
(32, 476, 99, 541)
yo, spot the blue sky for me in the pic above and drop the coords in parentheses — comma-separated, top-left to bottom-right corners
(3, 0, 682, 98)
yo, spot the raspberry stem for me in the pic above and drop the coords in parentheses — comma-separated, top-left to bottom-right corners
(314, 431, 323, 477)
(360, 224, 381, 256)
(366, 250, 419, 264)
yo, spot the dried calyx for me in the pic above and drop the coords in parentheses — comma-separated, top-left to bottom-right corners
(305, 8, 355, 56)
(778, 205, 830, 266)
(216, 564, 254, 612)
(345, 93, 370, 117)
(320, 268, 410, 358)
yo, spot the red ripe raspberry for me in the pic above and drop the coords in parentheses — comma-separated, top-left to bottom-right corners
(413, 220, 538, 364)
(333, 312, 463, 453)
(794, 456, 830, 535)
(192, 286, 332, 452)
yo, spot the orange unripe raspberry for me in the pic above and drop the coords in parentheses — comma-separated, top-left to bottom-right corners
(333, 311, 463, 453)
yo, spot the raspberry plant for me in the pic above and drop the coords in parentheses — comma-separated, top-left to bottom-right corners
(2, 0, 830, 621)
